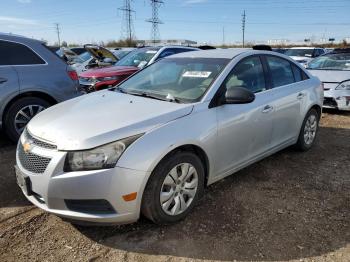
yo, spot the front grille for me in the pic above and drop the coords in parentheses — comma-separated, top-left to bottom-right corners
(64, 199, 116, 214)
(24, 129, 57, 150)
(17, 144, 51, 174)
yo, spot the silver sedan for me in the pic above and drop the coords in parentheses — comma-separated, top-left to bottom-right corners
(15, 49, 323, 225)
(307, 50, 350, 111)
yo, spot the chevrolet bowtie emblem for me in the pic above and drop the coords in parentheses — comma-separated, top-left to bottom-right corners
(23, 142, 32, 153)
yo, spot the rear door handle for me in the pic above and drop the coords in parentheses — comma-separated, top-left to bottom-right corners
(262, 105, 273, 113)
(297, 92, 306, 99)
(0, 77, 7, 84)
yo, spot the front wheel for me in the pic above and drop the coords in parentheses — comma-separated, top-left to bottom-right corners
(141, 151, 205, 225)
(295, 108, 319, 151)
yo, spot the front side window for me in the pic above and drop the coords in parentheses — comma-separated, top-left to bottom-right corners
(307, 53, 350, 71)
(224, 56, 266, 93)
(0, 40, 45, 66)
(266, 56, 295, 87)
(117, 58, 229, 103)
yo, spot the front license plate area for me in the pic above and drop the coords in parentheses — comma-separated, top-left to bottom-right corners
(15, 166, 32, 196)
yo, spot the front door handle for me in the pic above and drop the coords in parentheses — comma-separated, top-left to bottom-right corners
(0, 77, 7, 84)
(297, 92, 306, 99)
(262, 105, 273, 113)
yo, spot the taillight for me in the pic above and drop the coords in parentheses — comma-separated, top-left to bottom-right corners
(67, 70, 79, 81)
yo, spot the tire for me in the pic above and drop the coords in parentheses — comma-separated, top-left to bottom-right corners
(4, 97, 51, 142)
(295, 108, 319, 151)
(141, 151, 205, 225)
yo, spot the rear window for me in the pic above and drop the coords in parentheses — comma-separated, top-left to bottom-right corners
(0, 40, 45, 66)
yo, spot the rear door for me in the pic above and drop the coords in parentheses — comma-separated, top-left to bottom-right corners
(263, 55, 308, 147)
(0, 40, 20, 117)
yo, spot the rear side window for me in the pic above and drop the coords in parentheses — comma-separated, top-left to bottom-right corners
(0, 40, 45, 66)
(291, 64, 303, 82)
(266, 56, 295, 87)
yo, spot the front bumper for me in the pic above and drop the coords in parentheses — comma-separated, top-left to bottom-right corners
(15, 137, 150, 224)
(323, 89, 350, 111)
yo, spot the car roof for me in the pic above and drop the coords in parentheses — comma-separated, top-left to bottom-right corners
(169, 48, 252, 59)
(0, 33, 43, 44)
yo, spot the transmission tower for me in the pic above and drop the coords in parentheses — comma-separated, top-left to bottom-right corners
(118, 0, 135, 43)
(54, 23, 61, 47)
(242, 10, 246, 48)
(146, 0, 164, 44)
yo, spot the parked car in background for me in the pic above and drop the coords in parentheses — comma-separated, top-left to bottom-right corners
(79, 45, 199, 92)
(272, 48, 286, 54)
(56, 47, 80, 63)
(70, 44, 125, 74)
(0, 33, 81, 141)
(70, 47, 86, 55)
(307, 48, 350, 111)
(112, 47, 135, 60)
(15, 49, 323, 225)
(285, 47, 326, 67)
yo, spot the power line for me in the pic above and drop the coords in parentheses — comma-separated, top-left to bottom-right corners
(242, 10, 246, 47)
(118, 0, 135, 42)
(54, 23, 61, 47)
(146, 0, 164, 44)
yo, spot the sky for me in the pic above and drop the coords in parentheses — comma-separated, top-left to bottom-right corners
(1, 0, 350, 45)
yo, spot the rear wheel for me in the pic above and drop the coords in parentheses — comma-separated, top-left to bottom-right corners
(141, 151, 205, 224)
(4, 97, 50, 142)
(295, 109, 319, 151)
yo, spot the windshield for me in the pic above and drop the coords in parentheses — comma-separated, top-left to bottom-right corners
(115, 48, 159, 67)
(117, 58, 229, 103)
(285, 49, 313, 57)
(307, 53, 350, 71)
(72, 51, 92, 63)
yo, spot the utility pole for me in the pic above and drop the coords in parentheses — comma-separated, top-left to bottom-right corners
(146, 0, 164, 45)
(241, 10, 246, 48)
(222, 26, 225, 46)
(118, 0, 135, 44)
(54, 23, 61, 47)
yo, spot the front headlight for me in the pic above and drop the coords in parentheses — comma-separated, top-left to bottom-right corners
(336, 80, 350, 90)
(96, 76, 119, 81)
(64, 134, 143, 172)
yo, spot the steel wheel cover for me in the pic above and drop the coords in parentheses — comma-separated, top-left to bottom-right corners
(160, 163, 199, 216)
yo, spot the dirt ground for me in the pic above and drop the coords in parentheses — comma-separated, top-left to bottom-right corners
(0, 110, 349, 262)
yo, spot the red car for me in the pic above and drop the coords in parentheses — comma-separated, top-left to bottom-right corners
(79, 46, 198, 92)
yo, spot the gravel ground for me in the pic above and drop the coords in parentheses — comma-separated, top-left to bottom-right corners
(0, 110, 349, 262)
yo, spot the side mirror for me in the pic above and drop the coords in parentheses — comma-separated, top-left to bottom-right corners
(224, 86, 255, 104)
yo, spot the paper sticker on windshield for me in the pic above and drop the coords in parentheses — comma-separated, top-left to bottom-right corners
(182, 71, 212, 78)
(146, 50, 157, 54)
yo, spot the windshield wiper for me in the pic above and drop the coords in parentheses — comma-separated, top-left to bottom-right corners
(116, 88, 183, 103)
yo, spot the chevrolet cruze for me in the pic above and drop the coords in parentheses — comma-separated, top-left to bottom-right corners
(15, 49, 323, 225)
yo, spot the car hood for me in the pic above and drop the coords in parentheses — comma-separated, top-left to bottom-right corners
(27, 90, 193, 150)
(84, 44, 118, 63)
(308, 69, 350, 83)
(79, 66, 139, 78)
